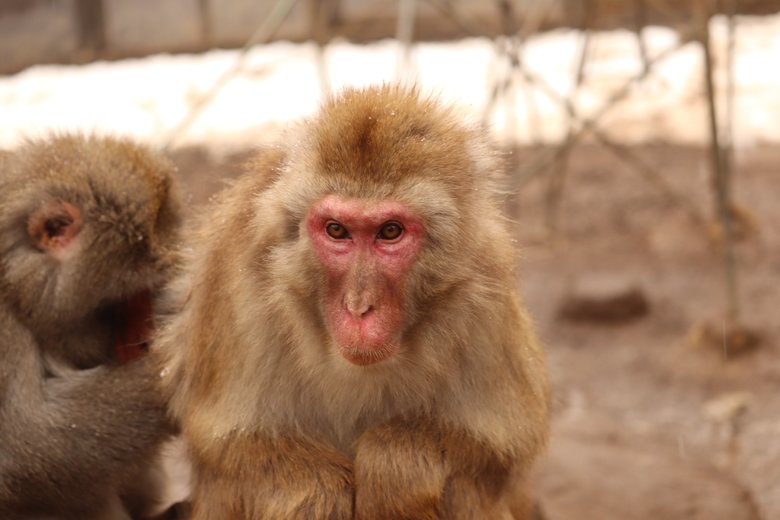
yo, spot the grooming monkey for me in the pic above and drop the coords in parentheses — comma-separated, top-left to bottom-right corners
(0, 134, 181, 519)
(156, 85, 550, 519)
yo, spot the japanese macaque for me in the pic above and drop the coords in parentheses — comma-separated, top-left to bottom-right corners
(155, 85, 550, 519)
(0, 134, 182, 519)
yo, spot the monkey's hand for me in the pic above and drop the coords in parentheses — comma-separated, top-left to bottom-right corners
(1, 347, 171, 512)
(354, 419, 515, 520)
(189, 433, 354, 519)
(354, 418, 449, 520)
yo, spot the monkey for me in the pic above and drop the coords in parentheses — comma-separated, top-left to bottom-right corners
(154, 84, 550, 519)
(0, 134, 182, 519)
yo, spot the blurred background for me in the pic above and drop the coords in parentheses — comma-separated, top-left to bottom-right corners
(2, 1, 779, 518)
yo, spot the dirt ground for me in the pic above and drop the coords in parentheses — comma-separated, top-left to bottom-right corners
(168, 143, 780, 520)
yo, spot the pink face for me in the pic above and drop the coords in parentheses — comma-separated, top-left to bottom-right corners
(306, 195, 424, 366)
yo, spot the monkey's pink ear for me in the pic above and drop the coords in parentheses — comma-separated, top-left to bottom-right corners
(27, 200, 84, 253)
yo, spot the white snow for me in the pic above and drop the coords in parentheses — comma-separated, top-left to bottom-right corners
(2, 14, 780, 151)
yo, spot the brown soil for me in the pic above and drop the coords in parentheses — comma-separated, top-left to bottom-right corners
(169, 143, 780, 520)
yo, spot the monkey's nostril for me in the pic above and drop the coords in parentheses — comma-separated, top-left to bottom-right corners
(345, 298, 373, 319)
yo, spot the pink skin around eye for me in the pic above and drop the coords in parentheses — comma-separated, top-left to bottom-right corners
(306, 195, 424, 366)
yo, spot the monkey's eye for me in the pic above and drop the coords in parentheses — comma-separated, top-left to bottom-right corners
(325, 222, 350, 239)
(377, 222, 403, 241)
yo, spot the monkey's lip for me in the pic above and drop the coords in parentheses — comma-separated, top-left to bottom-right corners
(332, 309, 400, 365)
(337, 342, 399, 366)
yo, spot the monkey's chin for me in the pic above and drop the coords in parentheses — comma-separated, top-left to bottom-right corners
(337, 342, 399, 366)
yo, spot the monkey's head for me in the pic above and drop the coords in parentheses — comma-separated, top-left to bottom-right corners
(262, 86, 510, 368)
(0, 134, 181, 334)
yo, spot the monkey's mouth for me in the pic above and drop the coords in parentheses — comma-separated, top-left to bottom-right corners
(113, 290, 154, 364)
(338, 342, 399, 366)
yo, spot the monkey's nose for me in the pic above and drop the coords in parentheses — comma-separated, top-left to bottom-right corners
(345, 298, 373, 318)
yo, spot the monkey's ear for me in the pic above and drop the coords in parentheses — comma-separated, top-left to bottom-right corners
(27, 200, 84, 254)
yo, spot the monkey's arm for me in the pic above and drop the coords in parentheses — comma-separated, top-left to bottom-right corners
(354, 418, 517, 520)
(0, 309, 169, 512)
(187, 432, 355, 519)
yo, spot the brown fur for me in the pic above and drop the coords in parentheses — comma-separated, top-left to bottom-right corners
(189, 433, 354, 519)
(0, 134, 181, 519)
(155, 85, 549, 519)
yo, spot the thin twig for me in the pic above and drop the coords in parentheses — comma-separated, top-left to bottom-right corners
(396, 0, 417, 81)
(544, 135, 575, 236)
(483, 40, 508, 125)
(309, 0, 337, 96)
(723, 0, 738, 196)
(697, 0, 740, 323)
(516, 145, 576, 190)
(514, 37, 542, 145)
(161, 0, 299, 149)
(575, 0, 592, 87)
(634, 0, 650, 75)
(584, 40, 685, 135)
(592, 132, 706, 227)
(544, 17, 590, 237)
(510, 35, 685, 143)
(511, 36, 696, 213)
